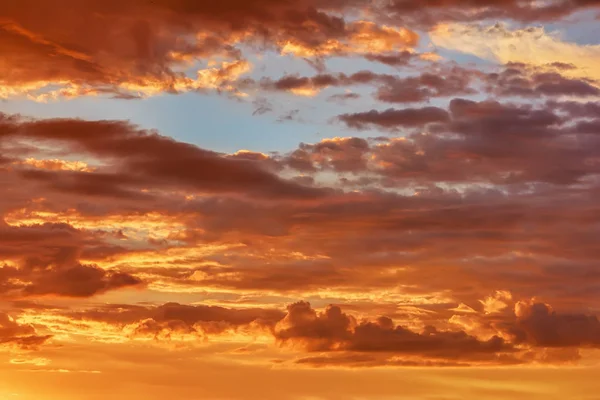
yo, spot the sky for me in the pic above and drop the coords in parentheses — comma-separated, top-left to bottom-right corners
(1, 1, 600, 399)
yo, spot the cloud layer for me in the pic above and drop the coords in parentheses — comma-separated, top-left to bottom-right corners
(2, 1, 600, 398)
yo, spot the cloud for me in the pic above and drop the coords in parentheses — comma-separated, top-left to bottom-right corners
(0, 0, 421, 99)
(251, 61, 595, 104)
(274, 302, 512, 363)
(338, 107, 450, 130)
(0, 0, 599, 102)
(255, 70, 389, 96)
(294, 353, 468, 367)
(2, 0, 600, 388)
(374, 68, 476, 103)
(0, 111, 336, 300)
(1, 107, 600, 367)
(256, 66, 476, 102)
(327, 92, 361, 103)
(382, 0, 600, 26)
(0, 312, 51, 349)
(485, 62, 600, 98)
(0, 222, 142, 298)
(11, 296, 600, 366)
(364, 50, 417, 66)
(22, 264, 142, 298)
(290, 98, 597, 185)
(0, 113, 326, 200)
(1, 105, 598, 307)
(362, 50, 441, 67)
(279, 20, 418, 58)
(25, 302, 285, 343)
(509, 301, 600, 347)
(6, 0, 596, 102)
(430, 23, 600, 82)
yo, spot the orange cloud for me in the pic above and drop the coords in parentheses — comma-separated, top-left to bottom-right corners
(1, 103, 600, 375)
(0, 0, 422, 100)
(279, 21, 418, 57)
(2, 0, 600, 396)
(0, 312, 51, 350)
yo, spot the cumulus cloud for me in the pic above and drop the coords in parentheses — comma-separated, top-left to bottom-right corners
(509, 302, 600, 347)
(274, 302, 512, 363)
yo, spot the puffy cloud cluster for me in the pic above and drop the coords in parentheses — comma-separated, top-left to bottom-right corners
(509, 301, 600, 348)
(15, 296, 600, 367)
(326, 98, 600, 184)
(275, 302, 511, 362)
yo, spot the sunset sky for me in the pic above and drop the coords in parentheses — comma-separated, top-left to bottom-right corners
(1, 1, 600, 399)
